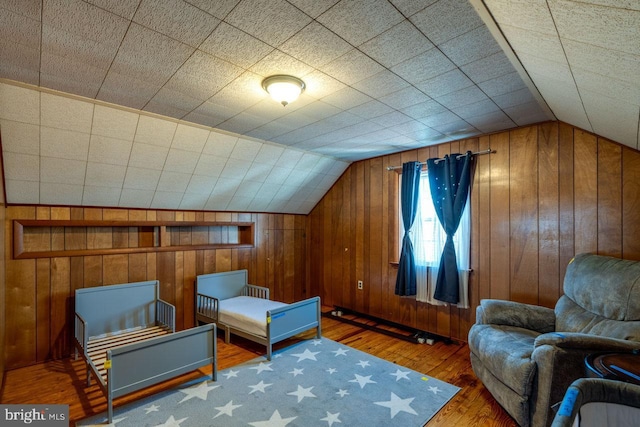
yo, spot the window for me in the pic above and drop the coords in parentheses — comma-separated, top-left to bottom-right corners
(399, 172, 471, 307)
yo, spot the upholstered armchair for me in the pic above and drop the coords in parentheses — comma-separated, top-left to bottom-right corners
(468, 253, 640, 427)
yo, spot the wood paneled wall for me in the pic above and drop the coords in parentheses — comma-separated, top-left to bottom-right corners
(3, 208, 308, 370)
(308, 121, 640, 342)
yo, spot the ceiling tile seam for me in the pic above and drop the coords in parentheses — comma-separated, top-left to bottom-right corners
(544, 0, 594, 132)
(117, 111, 144, 208)
(472, 0, 556, 121)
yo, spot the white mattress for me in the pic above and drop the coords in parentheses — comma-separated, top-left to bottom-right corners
(218, 296, 288, 338)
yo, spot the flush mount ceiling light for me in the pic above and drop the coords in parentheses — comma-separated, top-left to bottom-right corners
(262, 75, 305, 107)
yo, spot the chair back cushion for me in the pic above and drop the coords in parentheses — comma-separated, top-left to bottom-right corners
(556, 253, 640, 339)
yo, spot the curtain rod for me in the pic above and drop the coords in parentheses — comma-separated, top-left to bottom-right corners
(386, 148, 494, 171)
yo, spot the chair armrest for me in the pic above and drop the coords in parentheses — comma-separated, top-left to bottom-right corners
(535, 332, 640, 352)
(476, 299, 555, 333)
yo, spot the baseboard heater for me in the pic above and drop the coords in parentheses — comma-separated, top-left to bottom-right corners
(322, 306, 449, 345)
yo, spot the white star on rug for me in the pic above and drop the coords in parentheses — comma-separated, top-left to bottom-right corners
(144, 404, 160, 414)
(289, 367, 304, 377)
(312, 339, 323, 346)
(349, 373, 377, 388)
(213, 400, 242, 418)
(155, 415, 189, 426)
(248, 409, 297, 427)
(223, 369, 239, 379)
(287, 385, 316, 402)
(178, 381, 219, 403)
(336, 389, 349, 397)
(326, 367, 337, 374)
(251, 362, 274, 374)
(291, 348, 320, 362)
(321, 411, 342, 426)
(332, 348, 348, 356)
(390, 369, 411, 381)
(248, 380, 272, 394)
(374, 392, 418, 418)
(428, 385, 442, 394)
(356, 360, 371, 368)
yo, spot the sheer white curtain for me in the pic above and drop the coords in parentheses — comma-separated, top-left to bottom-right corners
(411, 173, 471, 308)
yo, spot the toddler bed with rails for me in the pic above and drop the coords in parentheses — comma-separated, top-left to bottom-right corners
(74, 280, 217, 423)
(195, 269, 321, 360)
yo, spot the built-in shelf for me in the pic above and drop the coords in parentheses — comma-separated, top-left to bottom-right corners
(13, 220, 255, 259)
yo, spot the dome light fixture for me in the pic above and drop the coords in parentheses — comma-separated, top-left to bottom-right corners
(262, 75, 305, 107)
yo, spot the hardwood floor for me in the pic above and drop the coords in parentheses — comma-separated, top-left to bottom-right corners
(0, 313, 517, 426)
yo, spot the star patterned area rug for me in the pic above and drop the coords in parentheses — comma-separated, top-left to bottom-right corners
(78, 337, 460, 427)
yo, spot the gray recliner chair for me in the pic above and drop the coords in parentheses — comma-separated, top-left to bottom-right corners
(468, 253, 640, 427)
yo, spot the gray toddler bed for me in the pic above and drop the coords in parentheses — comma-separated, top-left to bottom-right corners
(74, 280, 217, 423)
(195, 270, 321, 360)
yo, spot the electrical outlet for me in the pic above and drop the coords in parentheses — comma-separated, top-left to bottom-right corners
(357, 280, 363, 290)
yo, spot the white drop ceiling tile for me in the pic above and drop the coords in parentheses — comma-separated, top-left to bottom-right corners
(436, 86, 487, 110)
(263, 166, 292, 184)
(246, 122, 294, 141)
(128, 142, 169, 170)
(86, 0, 139, 19)
(193, 153, 227, 177)
(430, 119, 474, 135)
(369, 111, 414, 128)
(91, 105, 139, 140)
(484, 0, 558, 35)
(234, 180, 263, 198)
(451, 99, 500, 120)
(133, 0, 220, 47)
(181, 110, 226, 129)
(492, 87, 537, 109)
(1, 5, 41, 49)
(275, 149, 303, 168)
(150, 191, 183, 209)
(123, 167, 162, 190)
(496, 24, 566, 65)
(549, 0, 640, 56)
(352, 70, 410, 99)
(134, 115, 177, 148)
(535, 85, 591, 131)
(108, 23, 194, 86)
(227, 195, 252, 211)
(439, 26, 501, 66)
(163, 51, 243, 100)
(249, 50, 315, 80)
(40, 126, 89, 161)
(0, 40, 40, 85)
(82, 185, 121, 206)
(410, 0, 484, 45)
(302, 71, 347, 99)
(254, 144, 285, 165)
(179, 193, 207, 210)
(88, 134, 132, 165)
(199, 22, 273, 69)
(206, 71, 266, 111)
(225, 0, 312, 46)
(219, 158, 252, 179)
(230, 138, 263, 161)
(186, 174, 217, 194)
(171, 123, 210, 152)
(203, 132, 238, 157)
(359, 20, 434, 68)
(377, 88, 428, 112)
(163, 148, 200, 173)
(144, 89, 201, 117)
(97, 76, 158, 110)
(416, 110, 461, 127)
(320, 87, 373, 110)
(2, 0, 42, 19)
(156, 170, 191, 192)
(573, 68, 640, 107)
(40, 157, 86, 185)
(562, 39, 640, 86)
(320, 49, 386, 86)
(256, 182, 281, 199)
(217, 112, 271, 135)
(348, 100, 395, 119)
(39, 54, 105, 98)
(41, 92, 94, 132)
(279, 21, 352, 69)
(204, 194, 231, 211)
(85, 162, 126, 187)
(286, 0, 339, 18)
(464, 110, 515, 133)
(415, 69, 474, 98)
(316, 0, 403, 46)
(389, 0, 438, 17)
(248, 196, 274, 211)
(581, 89, 639, 148)
(391, 49, 456, 84)
(211, 177, 242, 197)
(119, 188, 154, 208)
(5, 180, 39, 204)
(41, 24, 118, 71)
(478, 72, 527, 97)
(1, 120, 39, 154)
(460, 51, 518, 84)
(505, 102, 550, 126)
(517, 54, 574, 84)
(0, 83, 40, 124)
(3, 152, 39, 181)
(40, 182, 83, 205)
(400, 99, 447, 120)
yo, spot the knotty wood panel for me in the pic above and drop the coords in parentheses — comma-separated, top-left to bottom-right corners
(4, 208, 309, 370)
(308, 121, 640, 342)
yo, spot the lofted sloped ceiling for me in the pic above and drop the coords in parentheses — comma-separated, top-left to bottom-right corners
(0, 0, 637, 214)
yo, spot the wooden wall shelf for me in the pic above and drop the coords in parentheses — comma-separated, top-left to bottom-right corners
(13, 220, 255, 259)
